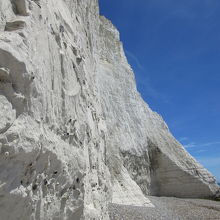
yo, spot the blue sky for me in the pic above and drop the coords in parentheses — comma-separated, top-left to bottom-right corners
(99, 0, 220, 182)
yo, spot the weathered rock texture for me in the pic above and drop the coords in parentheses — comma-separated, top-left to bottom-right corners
(0, 0, 219, 219)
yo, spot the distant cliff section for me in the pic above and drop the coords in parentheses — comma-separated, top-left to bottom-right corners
(0, 0, 219, 219)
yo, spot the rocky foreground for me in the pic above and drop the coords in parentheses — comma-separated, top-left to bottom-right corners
(109, 197, 220, 220)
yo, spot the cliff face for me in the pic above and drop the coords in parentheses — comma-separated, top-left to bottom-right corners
(97, 16, 218, 200)
(0, 0, 218, 219)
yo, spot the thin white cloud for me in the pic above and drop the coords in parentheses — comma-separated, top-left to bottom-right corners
(184, 142, 196, 148)
(200, 141, 220, 147)
(124, 49, 171, 104)
(179, 137, 189, 142)
(125, 49, 144, 70)
(183, 141, 220, 148)
(195, 149, 207, 153)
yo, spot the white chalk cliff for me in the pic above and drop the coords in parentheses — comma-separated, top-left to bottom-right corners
(0, 0, 219, 219)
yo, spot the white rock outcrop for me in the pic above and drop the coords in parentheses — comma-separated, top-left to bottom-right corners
(0, 0, 219, 219)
